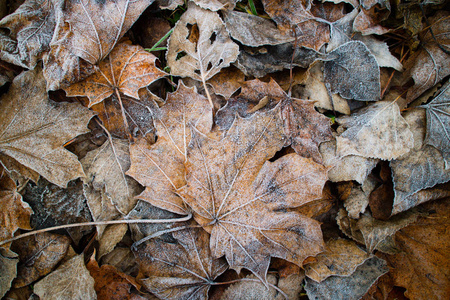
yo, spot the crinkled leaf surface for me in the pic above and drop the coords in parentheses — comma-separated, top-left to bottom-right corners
(0, 168, 32, 246)
(336, 101, 414, 160)
(380, 199, 450, 300)
(0, 0, 57, 69)
(344, 176, 377, 219)
(221, 274, 290, 300)
(325, 41, 380, 101)
(224, 11, 294, 47)
(127, 82, 212, 215)
(304, 239, 371, 283)
(167, 2, 239, 84)
(0, 68, 94, 187)
(10, 233, 70, 288)
(422, 80, 450, 165)
(406, 12, 450, 102)
(82, 138, 140, 215)
(207, 66, 245, 99)
(0, 248, 17, 298)
(65, 42, 167, 107)
(305, 256, 388, 300)
(133, 227, 228, 300)
(181, 102, 327, 280)
(34, 254, 96, 300)
(193, 0, 237, 11)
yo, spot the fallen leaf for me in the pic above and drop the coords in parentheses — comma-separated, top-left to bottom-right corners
(10, 233, 70, 288)
(304, 239, 371, 283)
(157, 0, 183, 10)
(34, 254, 96, 300)
(193, 0, 236, 11)
(65, 42, 167, 107)
(133, 227, 228, 300)
(355, 35, 403, 71)
(207, 66, 245, 99)
(224, 11, 294, 47)
(127, 82, 212, 215)
(181, 102, 327, 280)
(304, 256, 388, 300)
(220, 274, 288, 300)
(326, 7, 359, 52)
(0, 67, 94, 187)
(261, 0, 330, 51)
(344, 176, 378, 219)
(166, 2, 239, 90)
(0, 167, 32, 247)
(421, 80, 450, 167)
(368, 161, 395, 220)
(0, 248, 18, 298)
(336, 101, 414, 160)
(87, 256, 140, 300)
(324, 41, 381, 101)
(82, 138, 140, 215)
(0, 0, 57, 69)
(380, 199, 450, 300)
(405, 12, 450, 102)
(353, 0, 391, 35)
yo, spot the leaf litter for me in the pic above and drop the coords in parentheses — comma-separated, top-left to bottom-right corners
(0, 0, 449, 299)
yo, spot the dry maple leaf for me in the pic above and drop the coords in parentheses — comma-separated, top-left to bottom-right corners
(0, 67, 94, 187)
(181, 102, 328, 280)
(0, 0, 57, 69)
(133, 227, 228, 300)
(127, 82, 212, 215)
(0, 167, 32, 248)
(166, 2, 239, 105)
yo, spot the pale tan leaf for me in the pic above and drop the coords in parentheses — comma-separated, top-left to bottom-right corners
(0, 248, 18, 298)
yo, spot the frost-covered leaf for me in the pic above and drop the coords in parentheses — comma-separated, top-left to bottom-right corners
(34, 254, 96, 300)
(225, 11, 294, 47)
(0, 0, 57, 68)
(167, 2, 239, 87)
(0, 248, 17, 298)
(324, 41, 381, 101)
(0, 68, 94, 187)
(133, 227, 228, 300)
(305, 239, 371, 283)
(305, 256, 388, 300)
(193, 0, 237, 11)
(344, 176, 377, 219)
(355, 35, 403, 71)
(336, 101, 414, 160)
(207, 66, 245, 99)
(422, 80, 450, 166)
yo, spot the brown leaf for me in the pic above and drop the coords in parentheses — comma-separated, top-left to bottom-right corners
(65, 42, 167, 107)
(10, 233, 70, 288)
(166, 2, 239, 86)
(0, 167, 32, 248)
(127, 82, 212, 215)
(45, 0, 154, 89)
(34, 254, 96, 300)
(0, 0, 56, 69)
(380, 199, 450, 300)
(0, 67, 94, 187)
(207, 66, 245, 99)
(87, 257, 140, 300)
(405, 12, 450, 102)
(344, 176, 377, 219)
(261, 0, 330, 51)
(0, 248, 18, 298)
(181, 102, 327, 280)
(133, 227, 228, 300)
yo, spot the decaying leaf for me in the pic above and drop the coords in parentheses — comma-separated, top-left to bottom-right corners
(0, 248, 18, 298)
(421, 80, 450, 166)
(262, 0, 330, 51)
(0, 0, 57, 69)
(336, 101, 414, 160)
(133, 227, 228, 300)
(181, 102, 327, 280)
(167, 2, 239, 90)
(10, 233, 70, 288)
(45, 0, 154, 90)
(324, 41, 381, 102)
(207, 66, 245, 99)
(127, 82, 212, 215)
(224, 11, 294, 47)
(344, 176, 377, 219)
(304, 239, 371, 283)
(405, 12, 450, 102)
(0, 167, 32, 247)
(82, 138, 140, 215)
(305, 256, 388, 300)
(34, 254, 96, 300)
(0, 67, 94, 187)
(65, 42, 167, 107)
(380, 199, 450, 300)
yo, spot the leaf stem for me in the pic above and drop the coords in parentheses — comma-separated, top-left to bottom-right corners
(202, 78, 214, 109)
(0, 213, 192, 246)
(132, 224, 202, 249)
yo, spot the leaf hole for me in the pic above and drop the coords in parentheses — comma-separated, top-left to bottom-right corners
(206, 62, 213, 72)
(186, 23, 199, 43)
(176, 51, 187, 61)
(209, 32, 217, 43)
(194, 69, 201, 75)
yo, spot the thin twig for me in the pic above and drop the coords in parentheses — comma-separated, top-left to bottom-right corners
(0, 213, 192, 246)
(288, 25, 299, 97)
(132, 224, 202, 249)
